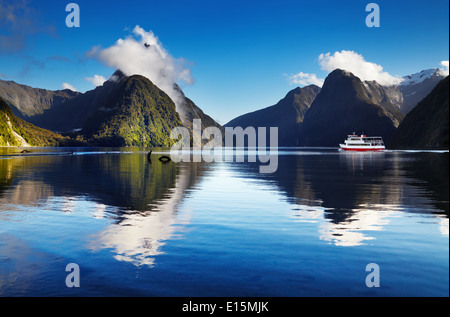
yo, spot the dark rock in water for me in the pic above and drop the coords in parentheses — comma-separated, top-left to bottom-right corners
(158, 155, 171, 164)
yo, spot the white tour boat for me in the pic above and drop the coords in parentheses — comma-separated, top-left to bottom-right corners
(339, 133, 385, 151)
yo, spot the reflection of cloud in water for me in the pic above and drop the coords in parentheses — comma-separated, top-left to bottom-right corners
(291, 203, 328, 223)
(318, 207, 397, 247)
(89, 170, 193, 267)
(293, 204, 400, 247)
(439, 217, 449, 237)
(62, 196, 77, 214)
(92, 203, 107, 219)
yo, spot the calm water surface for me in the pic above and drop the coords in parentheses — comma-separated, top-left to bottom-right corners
(0, 147, 448, 296)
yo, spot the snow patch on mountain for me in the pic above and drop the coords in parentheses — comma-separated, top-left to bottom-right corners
(400, 68, 444, 86)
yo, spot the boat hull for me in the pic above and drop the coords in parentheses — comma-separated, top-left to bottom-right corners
(339, 145, 385, 151)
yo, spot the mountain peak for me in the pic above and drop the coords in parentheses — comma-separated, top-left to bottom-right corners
(400, 68, 445, 86)
(108, 69, 127, 82)
(284, 84, 320, 100)
(328, 68, 355, 78)
(300, 69, 404, 146)
(225, 85, 320, 146)
(322, 69, 361, 88)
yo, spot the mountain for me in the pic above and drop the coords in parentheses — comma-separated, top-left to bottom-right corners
(78, 74, 185, 147)
(1, 70, 223, 147)
(300, 69, 404, 146)
(225, 85, 321, 146)
(400, 68, 447, 86)
(0, 97, 72, 147)
(76, 73, 223, 146)
(15, 70, 131, 133)
(396, 68, 447, 114)
(388, 76, 449, 149)
(0, 79, 80, 125)
(174, 84, 224, 146)
(0, 76, 117, 132)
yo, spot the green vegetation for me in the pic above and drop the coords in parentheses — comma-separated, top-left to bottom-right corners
(80, 75, 184, 147)
(1, 97, 72, 147)
(1, 75, 187, 148)
(2, 71, 224, 148)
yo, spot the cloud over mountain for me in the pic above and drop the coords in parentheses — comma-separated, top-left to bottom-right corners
(287, 72, 324, 87)
(85, 75, 107, 87)
(440, 61, 449, 76)
(318, 50, 403, 86)
(62, 82, 77, 92)
(289, 50, 404, 87)
(87, 26, 193, 113)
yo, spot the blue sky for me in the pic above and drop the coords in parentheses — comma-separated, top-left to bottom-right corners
(0, 0, 448, 124)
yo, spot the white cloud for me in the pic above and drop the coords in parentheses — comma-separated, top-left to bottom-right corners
(62, 82, 77, 91)
(287, 72, 324, 87)
(88, 25, 193, 116)
(318, 50, 403, 86)
(440, 60, 449, 76)
(85, 74, 107, 87)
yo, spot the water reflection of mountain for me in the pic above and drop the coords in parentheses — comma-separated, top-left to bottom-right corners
(1, 149, 448, 253)
(89, 162, 205, 267)
(0, 153, 207, 215)
(232, 149, 449, 245)
(0, 152, 209, 266)
(241, 150, 448, 215)
(399, 152, 449, 215)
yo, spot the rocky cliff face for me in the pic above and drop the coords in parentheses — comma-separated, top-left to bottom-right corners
(388, 76, 449, 148)
(299, 69, 404, 146)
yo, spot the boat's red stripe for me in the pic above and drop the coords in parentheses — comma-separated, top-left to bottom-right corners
(341, 148, 384, 151)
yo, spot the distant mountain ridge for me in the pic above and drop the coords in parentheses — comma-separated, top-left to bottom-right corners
(2, 65, 447, 149)
(225, 67, 447, 148)
(400, 68, 447, 86)
(0, 79, 80, 121)
(396, 68, 447, 114)
(225, 85, 321, 146)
